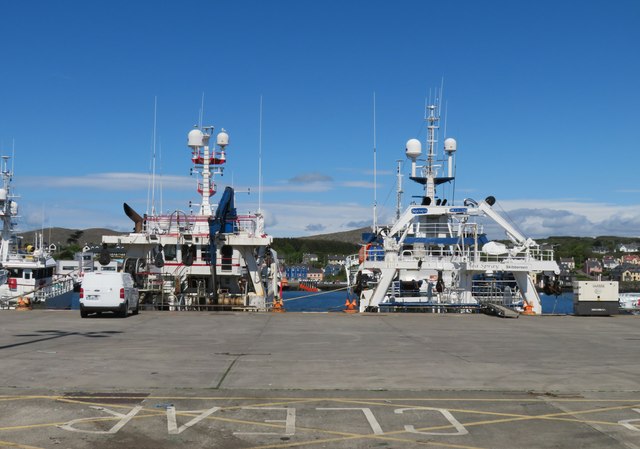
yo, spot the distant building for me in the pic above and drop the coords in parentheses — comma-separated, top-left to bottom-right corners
(592, 247, 608, 255)
(602, 256, 619, 270)
(621, 254, 640, 265)
(302, 253, 319, 264)
(307, 267, 324, 281)
(618, 243, 640, 253)
(620, 266, 640, 282)
(559, 257, 575, 270)
(285, 264, 309, 281)
(584, 258, 603, 277)
(326, 254, 346, 266)
(324, 264, 343, 277)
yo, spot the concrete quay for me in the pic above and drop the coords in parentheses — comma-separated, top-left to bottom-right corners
(1, 310, 640, 448)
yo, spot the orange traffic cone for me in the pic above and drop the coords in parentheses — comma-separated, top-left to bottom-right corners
(344, 299, 357, 313)
(16, 296, 32, 311)
(521, 303, 534, 315)
(272, 298, 285, 313)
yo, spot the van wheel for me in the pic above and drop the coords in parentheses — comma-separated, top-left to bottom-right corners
(80, 308, 88, 318)
(120, 302, 128, 318)
(133, 304, 139, 315)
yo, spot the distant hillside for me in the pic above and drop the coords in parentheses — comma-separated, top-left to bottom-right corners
(19, 227, 124, 248)
(300, 227, 368, 244)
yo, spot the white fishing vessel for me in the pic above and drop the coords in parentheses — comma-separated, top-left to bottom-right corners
(102, 125, 281, 311)
(346, 101, 560, 314)
(0, 156, 74, 309)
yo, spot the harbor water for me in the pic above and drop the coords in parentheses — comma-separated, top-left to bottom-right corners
(283, 289, 576, 314)
(64, 290, 575, 313)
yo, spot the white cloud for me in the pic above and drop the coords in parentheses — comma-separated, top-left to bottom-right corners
(342, 181, 375, 188)
(262, 201, 374, 237)
(481, 199, 640, 238)
(23, 173, 192, 191)
(288, 172, 333, 184)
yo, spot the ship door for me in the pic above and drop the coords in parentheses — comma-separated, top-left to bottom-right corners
(221, 245, 233, 272)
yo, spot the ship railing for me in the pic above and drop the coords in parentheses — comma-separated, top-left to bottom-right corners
(5, 253, 49, 264)
(144, 212, 208, 235)
(476, 248, 555, 263)
(409, 222, 485, 237)
(33, 278, 75, 303)
(471, 278, 522, 307)
(233, 214, 268, 237)
(234, 216, 258, 235)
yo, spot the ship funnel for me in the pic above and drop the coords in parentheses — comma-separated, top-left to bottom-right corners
(123, 203, 144, 233)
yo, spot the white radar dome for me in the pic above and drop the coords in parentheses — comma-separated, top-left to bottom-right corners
(216, 129, 229, 147)
(188, 129, 204, 148)
(444, 138, 457, 153)
(405, 139, 422, 159)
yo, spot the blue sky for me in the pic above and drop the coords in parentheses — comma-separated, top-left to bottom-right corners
(1, 0, 639, 240)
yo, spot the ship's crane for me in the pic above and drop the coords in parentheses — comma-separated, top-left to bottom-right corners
(476, 196, 537, 255)
(208, 186, 237, 301)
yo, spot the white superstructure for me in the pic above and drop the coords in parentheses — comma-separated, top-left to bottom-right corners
(346, 102, 560, 314)
(102, 125, 280, 311)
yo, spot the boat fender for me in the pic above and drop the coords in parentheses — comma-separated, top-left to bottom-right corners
(436, 270, 444, 293)
(98, 243, 111, 266)
(153, 244, 164, 268)
(183, 244, 194, 266)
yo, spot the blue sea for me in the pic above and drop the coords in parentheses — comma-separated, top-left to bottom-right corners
(283, 290, 576, 314)
(65, 290, 575, 314)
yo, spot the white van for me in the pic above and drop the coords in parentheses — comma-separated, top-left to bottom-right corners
(79, 272, 139, 318)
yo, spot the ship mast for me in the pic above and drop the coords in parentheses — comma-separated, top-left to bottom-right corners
(200, 126, 214, 216)
(395, 159, 403, 219)
(188, 126, 228, 217)
(0, 156, 14, 263)
(424, 104, 438, 201)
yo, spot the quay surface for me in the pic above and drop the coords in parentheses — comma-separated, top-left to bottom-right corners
(1, 310, 640, 448)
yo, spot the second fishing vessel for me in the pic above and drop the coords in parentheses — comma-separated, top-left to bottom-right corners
(346, 101, 560, 314)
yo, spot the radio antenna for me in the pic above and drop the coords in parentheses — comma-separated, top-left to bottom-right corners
(372, 91, 377, 230)
(258, 95, 263, 214)
(199, 92, 205, 128)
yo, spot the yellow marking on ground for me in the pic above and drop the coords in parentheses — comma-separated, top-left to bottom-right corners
(4, 393, 640, 403)
(0, 396, 64, 403)
(0, 440, 45, 449)
(159, 406, 486, 448)
(2, 393, 640, 449)
(329, 396, 640, 424)
(243, 433, 486, 449)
